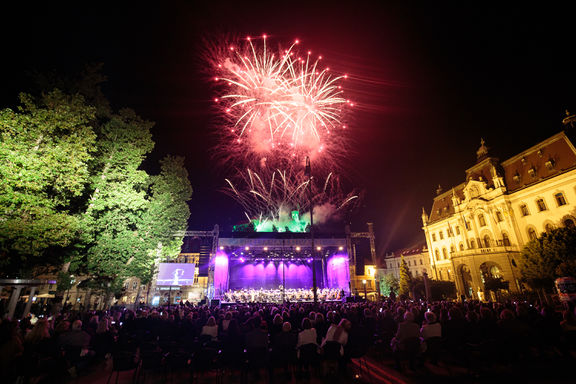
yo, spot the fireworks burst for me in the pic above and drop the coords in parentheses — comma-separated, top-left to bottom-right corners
(207, 35, 358, 231)
(224, 167, 359, 232)
(211, 36, 351, 167)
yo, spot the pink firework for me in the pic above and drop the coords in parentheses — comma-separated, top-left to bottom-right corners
(212, 36, 350, 163)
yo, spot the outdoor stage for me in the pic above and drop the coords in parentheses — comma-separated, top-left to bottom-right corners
(211, 232, 351, 302)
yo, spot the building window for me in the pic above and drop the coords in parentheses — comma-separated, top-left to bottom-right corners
(555, 193, 567, 207)
(415, 270, 419, 277)
(520, 204, 530, 216)
(435, 250, 440, 261)
(447, 227, 454, 236)
(456, 226, 461, 235)
(432, 233, 437, 241)
(470, 239, 476, 249)
(545, 223, 554, 232)
(536, 198, 547, 212)
(439, 231, 444, 240)
(438, 270, 443, 280)
(459, 243, 465, 251)
(483, 235, 491, 248)
(496, 211, 503, 222)
(564, 218, 575, 228)
(528, 227, 537, 241)
(466, 221, 472, 230)
(420, 259, 423, 265)
(408, 260, 411, 266)
(447, 270, 451, 280)
(502, 233, 511, 246)
(132, 281, 138, 290)
(442, 248, 448, 259)
(450, 245, 455, 254)
(478, 214, 486, 227)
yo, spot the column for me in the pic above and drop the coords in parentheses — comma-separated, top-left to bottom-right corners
(7, 286, 24, 320)
(22, 286, 37, 318)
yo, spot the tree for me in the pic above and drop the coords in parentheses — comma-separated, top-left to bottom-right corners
(380, 272, 399, 297)
(79, 109, 155, 291)
(0, 91, 96, 274)
(519, 226, 576, 292)
(398, 256, 412, 298)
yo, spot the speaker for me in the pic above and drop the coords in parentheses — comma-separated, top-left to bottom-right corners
(210, 299, 220, 307)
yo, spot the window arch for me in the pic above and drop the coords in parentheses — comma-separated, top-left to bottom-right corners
(483, 235, 491, 248)
(520, 204, 530, 216)
(555, 192, 567, 207)
(527, 227, 537, 241)
(564, 217, 575, 228)
(459, 243, 465, 251)
(544, 222, 555, 232)
(536, 198, 547, 212)
(495, 210, 504, 222)
(470, 239, 476, 249)
(435, 249, 440, 261)
(502, 232, 511, 246)
(450, 245, 455, 254)
(442, 248, 448, 259)
(478, 214, 486, 227)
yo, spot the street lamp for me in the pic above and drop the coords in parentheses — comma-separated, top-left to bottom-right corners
(362, 279, 367, 301)
(305, 156, 318, 304)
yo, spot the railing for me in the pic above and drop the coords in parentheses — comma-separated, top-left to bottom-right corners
(452, 245, 521, 257)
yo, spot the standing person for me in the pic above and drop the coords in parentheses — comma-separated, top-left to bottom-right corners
(201, 316, 218, 341)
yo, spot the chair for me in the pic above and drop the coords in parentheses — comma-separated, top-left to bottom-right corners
(298, 343, 320, 378)
(348, 342, 371, 382)
(322, 341, 342, 376)
(393, 337, 421, 371)
(107, 350, 141, 384)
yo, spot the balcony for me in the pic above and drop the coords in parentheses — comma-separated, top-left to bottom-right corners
(452, 245, 521, 258)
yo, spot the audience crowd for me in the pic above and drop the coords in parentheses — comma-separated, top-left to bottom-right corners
(1, 298, 575, 383)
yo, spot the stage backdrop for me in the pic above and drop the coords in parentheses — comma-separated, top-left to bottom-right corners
(227, 259, 324, 290)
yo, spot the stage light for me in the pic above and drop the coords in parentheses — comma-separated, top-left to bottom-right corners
(296, 246, 301, 251)
(264, 246, 268, 251)
(316, 246, 321, 251)
(339, 246, 344, 251)
(239, 257, 244, 262)
(245, 246, 250, 251)
(219, 246, 224, 250)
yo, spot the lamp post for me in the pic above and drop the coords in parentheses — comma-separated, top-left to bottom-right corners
(362, 279, 367, 301)
(305, 156, 318, 304)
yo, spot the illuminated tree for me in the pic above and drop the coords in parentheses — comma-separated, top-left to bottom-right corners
(0, 91, 96, 274)
(399, 256, 412, 298)
(519, 226, 576, 292)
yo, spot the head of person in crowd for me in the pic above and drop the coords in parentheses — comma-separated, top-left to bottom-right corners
(424, 310, 437, 324)
(301, 317, 312, 330)
(403, 311, 415, 323)
(71, 320, 83, 331)
(282, 322, 292, 333)
(206, 316, 217, 327)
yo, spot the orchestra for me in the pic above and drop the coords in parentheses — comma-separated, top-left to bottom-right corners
(220, 287, 345, 303)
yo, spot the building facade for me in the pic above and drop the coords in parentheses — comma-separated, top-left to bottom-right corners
(422, 132, 576, 300)
(383, 245, 431, 280)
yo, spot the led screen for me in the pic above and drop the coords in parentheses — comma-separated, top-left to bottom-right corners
(157, 263, 196, 286)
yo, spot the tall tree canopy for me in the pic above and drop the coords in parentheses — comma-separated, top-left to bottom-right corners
(519, 226, 576, 290)
(1, 72, 193, 288)
(0, 91, 96, 274)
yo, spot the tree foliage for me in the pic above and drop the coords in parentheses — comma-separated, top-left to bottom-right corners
(0, 91, 96, 273)
(1, 70, 193, 290)
(398, 256, 412, 298)
(380, 272, 399, 297)
(519, 226, 576, 290)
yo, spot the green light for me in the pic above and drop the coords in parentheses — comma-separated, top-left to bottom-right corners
(234, 210, 310, 233)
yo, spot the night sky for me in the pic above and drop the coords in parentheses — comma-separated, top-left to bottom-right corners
(2, 2, 575, 256)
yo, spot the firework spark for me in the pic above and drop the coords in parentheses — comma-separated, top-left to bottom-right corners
(224, 167, 358, 232)
(212, 36, 350, 165)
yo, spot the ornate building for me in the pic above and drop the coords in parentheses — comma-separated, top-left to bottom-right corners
(422, 131, 576, 300)
(383, 245, 431, 280)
